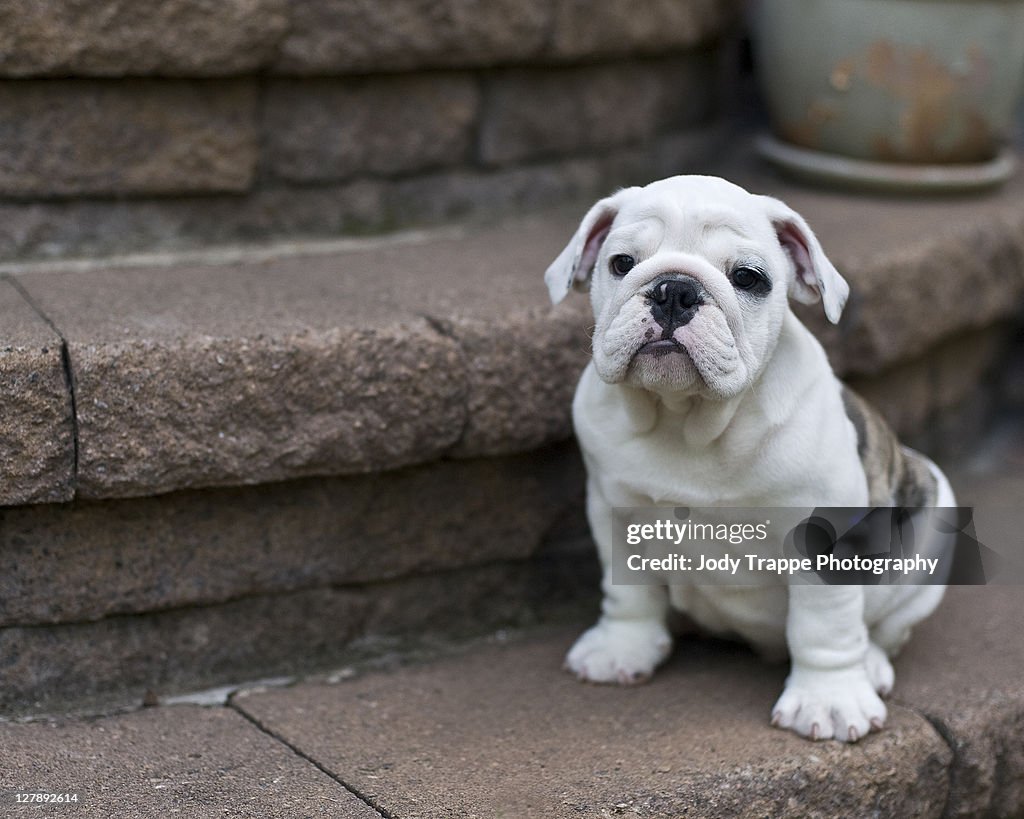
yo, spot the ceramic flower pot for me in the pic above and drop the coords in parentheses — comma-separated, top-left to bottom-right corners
(752, 0, 1024, 190)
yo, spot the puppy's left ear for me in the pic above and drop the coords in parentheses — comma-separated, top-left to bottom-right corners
(760, 196, 849, 324)
(544, 187, 639, 304)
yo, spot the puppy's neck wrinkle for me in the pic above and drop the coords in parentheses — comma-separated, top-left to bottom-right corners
(650, 389, 743, 448)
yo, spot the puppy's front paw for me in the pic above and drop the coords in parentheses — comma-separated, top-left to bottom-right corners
(771, 667, 886, 742)
(565, 619, 671, 685)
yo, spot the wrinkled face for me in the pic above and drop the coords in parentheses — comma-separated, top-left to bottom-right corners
(590, 186, 789, 398)
(544, 176, 848, 400)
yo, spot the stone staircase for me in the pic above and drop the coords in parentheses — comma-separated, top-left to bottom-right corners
(2, 146, 1024, 716)
(4, 4, 1024, 816)
(0, 0, 747, 716)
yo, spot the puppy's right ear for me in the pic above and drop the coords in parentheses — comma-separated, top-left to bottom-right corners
(544, 187, 638, 304)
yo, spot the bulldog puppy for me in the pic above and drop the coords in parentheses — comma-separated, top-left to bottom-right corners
(545, 176, 952, 742)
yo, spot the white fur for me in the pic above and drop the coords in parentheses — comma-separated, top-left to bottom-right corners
(549, 176, 949, 742)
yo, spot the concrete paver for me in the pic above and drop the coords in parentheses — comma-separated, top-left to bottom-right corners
(0, 705, 377, 817)
(234, 627, 955, 818)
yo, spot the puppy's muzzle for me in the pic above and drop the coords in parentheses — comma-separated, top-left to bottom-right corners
(648, 276, 703, 339)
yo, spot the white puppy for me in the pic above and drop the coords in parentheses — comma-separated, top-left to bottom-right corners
(546, 175, 952, 742)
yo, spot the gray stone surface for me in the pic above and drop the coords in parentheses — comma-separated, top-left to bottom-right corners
(0, 706, 376, 818)
(0, 130, 722, 262)
(0, 0, 288, 78)
(381, 129, 724, 228)
(0, 441, 584, 626)
(552, 0, 737, 59)
(16, 258, 472, 498)
(0, 587, 367, 715)
(0, 278, 73, 505)
(0, 80, 257, 197)
(847, 323, 1010, 449)
(65, 329, 462, 499)
(479, 55, 718, 166)
(273, 0, 551, 74)
(896, 587, 1024, 818)
(550, 0, 740, 60)
(0, 550, 598, 715)
(236, 628, 952, 818)
(264, 75, 480, 183)
(11, 209, 594, 498)
(0, 0, 739, 78)
(0, 181, 389, 261)
(437, 308, 589, 456)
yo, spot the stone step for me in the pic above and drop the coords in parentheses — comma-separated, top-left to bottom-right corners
(2, 585, 1020, 817)
(2, 152, 1023, 714)
(230, 585, 1024, 818)
(3, 157, 1023, 507)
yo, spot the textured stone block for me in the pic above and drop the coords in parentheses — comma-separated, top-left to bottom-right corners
(0, 0, 288, 76)
(436, 306, 590, 456)
(16, 258, 471, 498)
(274, 0, 550, 74)
(478, 55, 718, 166)
(264, 75, 479, 183)
(0, 80, 258, 197)
(0, 707, 377, 818)
(382, 161, 606, 228)
(0, 556, 596, 715)
(0, 278, 73, 505)
(0, 0, 288, 77)
(0, 442, 585, 626)
(841, 224, 1024, 376)
(929, 324, 1008, 411)
(0, 182, 388, 261)
(846, 324, 1009, 443)
(10, 209, 591, 498)
(382, 130, 724, 228)
(0, 588, 371, 715)
(0, 131, 723, 262)
(550, 0, 741, 60)
(65, 328, 464, 499)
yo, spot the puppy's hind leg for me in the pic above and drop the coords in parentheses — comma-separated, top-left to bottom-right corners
(868, 582, 946, 657)
(864, 640, 894, 696)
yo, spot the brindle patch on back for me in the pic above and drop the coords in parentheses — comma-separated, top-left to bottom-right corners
(840, 386, 937, 507)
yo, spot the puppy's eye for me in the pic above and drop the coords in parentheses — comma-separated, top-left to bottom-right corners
(610, 254, 636, 276)
(731, 266, 763, 290)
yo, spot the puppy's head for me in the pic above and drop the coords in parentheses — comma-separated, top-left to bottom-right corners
(545, 176, 848, 399)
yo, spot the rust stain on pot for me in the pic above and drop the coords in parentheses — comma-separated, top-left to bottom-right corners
(861, 39, 994, 163)
(780, 100, 840, 150)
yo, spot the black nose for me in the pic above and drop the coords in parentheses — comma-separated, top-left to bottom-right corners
(649, 277, 702, 332)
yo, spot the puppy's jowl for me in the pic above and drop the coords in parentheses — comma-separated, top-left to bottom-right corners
(546, 176, 953, 743)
